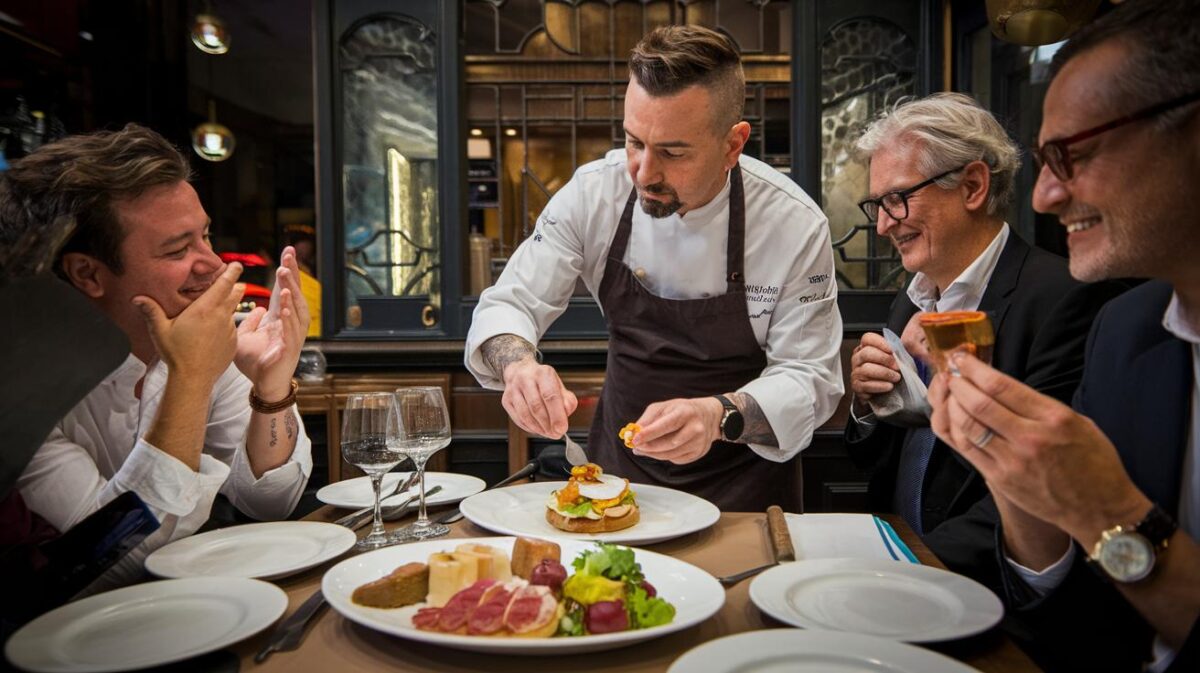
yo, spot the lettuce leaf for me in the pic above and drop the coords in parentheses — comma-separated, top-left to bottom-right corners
(571, 542, 643, 583)
(561, 499, 594, 517)
(626, 583, 676, 629)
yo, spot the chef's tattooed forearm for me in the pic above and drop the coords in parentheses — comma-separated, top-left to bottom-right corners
(481, 334, 538, 378)
(731, 392, 778, 446)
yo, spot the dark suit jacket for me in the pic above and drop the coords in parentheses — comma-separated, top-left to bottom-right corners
(845, 232, 1126, 592)
(996, 281, 1197, 673)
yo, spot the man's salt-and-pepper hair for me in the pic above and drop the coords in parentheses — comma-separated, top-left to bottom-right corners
(1051, 0, 1200, 131)
(855, 92, 1021, 216)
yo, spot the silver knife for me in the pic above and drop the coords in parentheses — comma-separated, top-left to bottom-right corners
(254, 588, 327, 663)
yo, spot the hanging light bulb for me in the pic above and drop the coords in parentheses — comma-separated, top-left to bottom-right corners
(191, 4, 230, 54)
(192, 100, 235, 162)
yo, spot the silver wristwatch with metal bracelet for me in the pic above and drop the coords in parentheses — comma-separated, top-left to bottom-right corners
(1087, 503, 1177, 583)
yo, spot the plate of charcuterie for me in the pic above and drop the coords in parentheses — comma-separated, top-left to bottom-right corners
(321, 536, 724, 655)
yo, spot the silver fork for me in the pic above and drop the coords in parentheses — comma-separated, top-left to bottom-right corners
(332, 471, 420, 527)
(563, 434, 589, 466)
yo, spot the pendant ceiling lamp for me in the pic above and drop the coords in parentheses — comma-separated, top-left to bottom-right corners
(191, 2, 230, 55)
(986, 0, 1103, 46)
(192, 100, 235, 162)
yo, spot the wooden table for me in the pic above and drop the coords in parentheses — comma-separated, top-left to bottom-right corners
(233, 508, 1041, 672)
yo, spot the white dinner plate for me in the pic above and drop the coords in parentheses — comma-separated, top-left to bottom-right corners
(749, 558, 1004, 643)
(144, 521, 356, 580)
(322, 535, 725, 655)
(5, 577, 286, 673)
(316, 472, 485, 509)
(667, 629, 982, 673)
(458, 481, 720, 545)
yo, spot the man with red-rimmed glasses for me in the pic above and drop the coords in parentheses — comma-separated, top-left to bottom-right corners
(927, 1, 1199, 671)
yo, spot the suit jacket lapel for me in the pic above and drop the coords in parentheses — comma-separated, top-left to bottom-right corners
(977, 233, 1030, 335)
(1125, 337, 1192, 513)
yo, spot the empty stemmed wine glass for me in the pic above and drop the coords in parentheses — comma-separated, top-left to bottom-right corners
(389, 387, 452, 541)
(341, 392, 405, 550)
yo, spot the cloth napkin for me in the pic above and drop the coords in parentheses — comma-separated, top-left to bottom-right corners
(866, 328, 932, 428)
(785, 513, 919, 564)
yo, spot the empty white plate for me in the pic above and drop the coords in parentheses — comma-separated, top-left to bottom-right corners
(5, 577, 286, 673)
(316, 472, 485, 509)
(144, 521, 356, 580)
(668, 629, 982, 673)
(458, 481, 720, 545)
(749, 558, 1003, 643)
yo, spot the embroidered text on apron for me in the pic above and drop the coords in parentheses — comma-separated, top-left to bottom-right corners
(586, 165, 803, 512)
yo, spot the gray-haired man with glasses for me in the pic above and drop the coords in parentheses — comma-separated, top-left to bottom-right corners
(844, 92, 1125, 595)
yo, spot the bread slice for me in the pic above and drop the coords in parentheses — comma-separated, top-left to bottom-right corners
(352, 562, 429, 608)
(545, 503, 640, 533)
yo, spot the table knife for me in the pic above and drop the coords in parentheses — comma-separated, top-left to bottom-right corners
(254, 588, 327, 663)
(766, 505, 796, 563)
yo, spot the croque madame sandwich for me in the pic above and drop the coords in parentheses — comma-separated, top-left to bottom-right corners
(546, 463, 639, 533)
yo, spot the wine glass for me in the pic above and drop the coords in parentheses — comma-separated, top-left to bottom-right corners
(341, 392, 405, 550)
(389, 386, 452, 541)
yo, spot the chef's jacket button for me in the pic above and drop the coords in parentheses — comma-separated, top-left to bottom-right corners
(729, 271, 741, 281)
(701, 292, 710, 298)
(634, 267, 647, 279)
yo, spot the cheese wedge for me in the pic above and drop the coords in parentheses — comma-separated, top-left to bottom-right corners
(456, 543, 513, 582)
(427, 552, 478, 607)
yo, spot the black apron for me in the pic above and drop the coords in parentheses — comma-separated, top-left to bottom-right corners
(587, 166, 803, 512)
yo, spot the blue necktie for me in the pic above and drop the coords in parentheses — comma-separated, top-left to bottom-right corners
(893, 359, 936, 536)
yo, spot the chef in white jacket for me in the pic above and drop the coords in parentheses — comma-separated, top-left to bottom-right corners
(465, 25, 842, 510)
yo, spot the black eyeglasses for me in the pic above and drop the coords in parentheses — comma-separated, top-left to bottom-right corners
(1033, 90, 1200, 182)
(858, 164, 968, 223)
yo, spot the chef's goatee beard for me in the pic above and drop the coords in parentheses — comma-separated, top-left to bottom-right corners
(638, 186, 683, 219)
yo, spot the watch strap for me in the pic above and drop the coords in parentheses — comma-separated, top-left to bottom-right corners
(1135, 503, 1177, 549)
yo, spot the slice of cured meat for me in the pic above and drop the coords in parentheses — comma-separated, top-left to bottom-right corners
(412, 606, 442, 630)
(467, 582, 519, 635)
(502, 584, 558, 634)
(436, 579, 496, 632)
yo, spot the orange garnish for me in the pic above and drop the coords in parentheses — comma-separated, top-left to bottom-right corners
(618, 423, 641, 449)
(569, 463, 603, 482)
(556, 480, 581, 508)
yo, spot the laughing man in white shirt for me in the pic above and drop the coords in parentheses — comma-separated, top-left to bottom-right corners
(466, 25, 842, 511)
(4, 125, 313, 589)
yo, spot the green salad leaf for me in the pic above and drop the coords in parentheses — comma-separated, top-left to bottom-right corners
(571, 542, 644, 583)
(626, 583, 676, 629)
(561, 499, 594, 517)
(558, 599, 586, 637)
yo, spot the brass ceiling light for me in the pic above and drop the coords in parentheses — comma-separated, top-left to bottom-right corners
(191, 3, 230, 54)
(192, 100, 235, 162)
(986, 0, 1104, 46)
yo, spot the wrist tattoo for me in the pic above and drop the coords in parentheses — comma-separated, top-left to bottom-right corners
(731, 392, 778, 446)
(481, 334, 538, 378)
(269, 417, 278, 448)
(285, 412, 297, 441)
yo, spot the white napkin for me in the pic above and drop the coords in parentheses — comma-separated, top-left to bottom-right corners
(866, 327, 931, 428)
(784, 513, 918, 563)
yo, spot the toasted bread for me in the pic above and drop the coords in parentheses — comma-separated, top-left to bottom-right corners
(545, 503, 640, 533)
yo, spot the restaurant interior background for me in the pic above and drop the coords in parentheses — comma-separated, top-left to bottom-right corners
(0, 0, 1083, 518)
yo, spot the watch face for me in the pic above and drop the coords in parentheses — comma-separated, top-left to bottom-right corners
(722, 411, 744, 441)
(1099, 533, 1154, 583)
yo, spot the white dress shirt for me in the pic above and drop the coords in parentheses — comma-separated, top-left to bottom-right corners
(1010, 292, 1199, 672)
(17, 354, 313, 591)
(851, 224, 1010, 429)
(466, 150, 844, 461)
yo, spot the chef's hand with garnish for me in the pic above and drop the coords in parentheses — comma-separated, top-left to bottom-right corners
(501, 358, 579, 438)
(628, 397, 723, 464)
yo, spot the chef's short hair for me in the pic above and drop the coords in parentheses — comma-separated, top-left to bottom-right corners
(855, 92, 1021, 217)
(1050, 0, 1200, 131)
(629, 25, 745, 131)
(0, 123, 191, 278)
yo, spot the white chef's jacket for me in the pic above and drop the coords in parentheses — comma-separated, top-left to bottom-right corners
(466, 150, 844, 461)
(17, 354, 313, 591)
